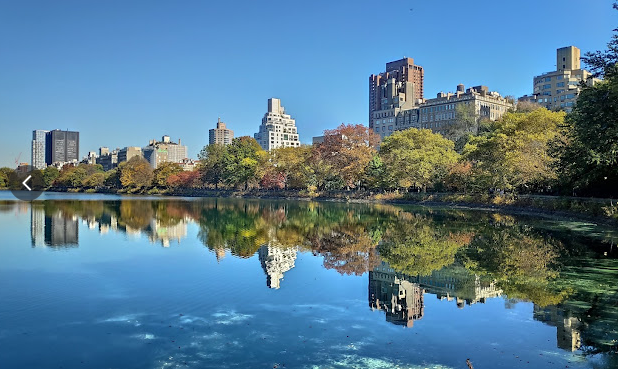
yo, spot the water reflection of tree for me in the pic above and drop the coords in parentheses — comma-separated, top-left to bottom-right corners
(196, 201, 387, 273)
(310, 224, 380, 276)
(378, 211, 472, 276)
(303, 205, 397, 275)
(197, 202, 271, 258)
(118, 201, 154, 231)
(459, 217, 569, 308)
(549, 251, 618, 356)
(43, 200, 106, 220)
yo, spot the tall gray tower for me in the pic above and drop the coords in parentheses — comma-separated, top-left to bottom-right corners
(31, 130, 48, 169)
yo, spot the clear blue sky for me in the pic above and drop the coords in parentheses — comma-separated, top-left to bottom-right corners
(0, 0, 616, 168)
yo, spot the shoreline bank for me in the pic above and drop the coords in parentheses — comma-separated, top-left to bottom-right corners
(4, 188, 616, 225)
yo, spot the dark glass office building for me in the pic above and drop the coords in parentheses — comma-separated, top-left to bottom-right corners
(45, 130, 79, 165)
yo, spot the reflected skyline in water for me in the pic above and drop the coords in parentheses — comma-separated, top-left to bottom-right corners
(534, 304, 582, 352)
(31, 205, 78, 248)
(368, 261, 504, 328)
(259, 244, 297, 289)
(20, 198, 618, 361)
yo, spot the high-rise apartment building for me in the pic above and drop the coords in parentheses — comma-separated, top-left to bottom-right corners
(45, 130, 79, 166)
(526, 46, 598, 113)
(254, 98, 300, 151)
(31, 130, 48, 169)
(118, 146, 142, 163)
(369, 58, 424, 130)
(209, 118, 234, 145)
(142, 135, 188, 169)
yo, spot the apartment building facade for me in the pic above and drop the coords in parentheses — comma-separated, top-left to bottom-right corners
(209, 118, 234, 145)
(369, 58, 424, 130)
(527, 46, 598, 112)
(372, 84, 513, 139)
(142, 135, 188, 169)
(254, 98, 300, 151)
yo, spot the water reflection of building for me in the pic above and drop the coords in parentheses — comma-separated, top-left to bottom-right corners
(84, 217, 98, 230)
(30, 207, 79, 248)
(97, 212, 117, 235)
(31, 205, 45, 247)
(79, 209, 189, 247)
(214, 247, 226, 262)
(369, 269, 424, 328)
(413, 266, 502, 308)
(145, 219, 188, 247)
(45, 213, 79, 247)
(370, 262, 502, 319)
(258, 244, 297, 289)
(533, 305, 582, 352)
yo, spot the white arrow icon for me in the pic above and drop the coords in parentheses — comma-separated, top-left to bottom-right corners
(22, 175, 32, 191)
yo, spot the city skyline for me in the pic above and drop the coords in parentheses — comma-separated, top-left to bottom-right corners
(0, 0, 616, 168)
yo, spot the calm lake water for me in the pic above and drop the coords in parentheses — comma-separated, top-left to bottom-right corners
(1, 192, 617, 369)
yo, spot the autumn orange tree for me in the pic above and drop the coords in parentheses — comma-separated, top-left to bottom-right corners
(313, 124, 380, 190)
(153, 162, 183, 188)
(167, 170, 201, 189)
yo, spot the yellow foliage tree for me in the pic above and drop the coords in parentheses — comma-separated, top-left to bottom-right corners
(464, 108, 565, 192)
